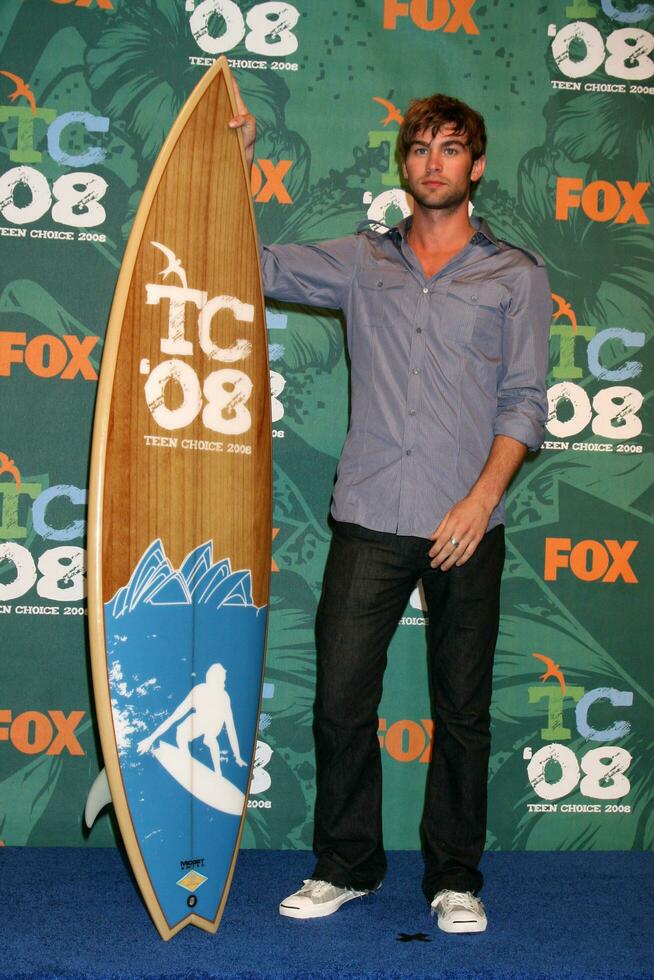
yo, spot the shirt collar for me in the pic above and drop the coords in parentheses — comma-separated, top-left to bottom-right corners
(391, 214, 500, 250)
(470, 216, 502, 249)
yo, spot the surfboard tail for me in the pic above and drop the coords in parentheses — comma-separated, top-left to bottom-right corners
(85, 767, 112, 829)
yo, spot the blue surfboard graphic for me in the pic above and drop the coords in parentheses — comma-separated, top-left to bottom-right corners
(105, 538, 266, 930)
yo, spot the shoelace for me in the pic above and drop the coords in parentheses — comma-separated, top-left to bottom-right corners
(301, 879, 335, 896)
(431, 890, 484, 916)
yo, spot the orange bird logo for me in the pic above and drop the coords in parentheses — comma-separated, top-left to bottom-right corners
(0, 452, 21, 493)
(0, 70, 37, 114)
(551, 293, 577, 333)
(532, 653, 566, 695)
(372, 97, 404, 127)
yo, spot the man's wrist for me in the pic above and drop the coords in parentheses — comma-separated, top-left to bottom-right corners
(465, 487, 496, 519)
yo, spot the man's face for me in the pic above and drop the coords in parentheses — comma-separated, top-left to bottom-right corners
(402, 125, 485, 213)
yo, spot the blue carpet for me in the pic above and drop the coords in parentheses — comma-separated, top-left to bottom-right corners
(1, 848, 652, 979)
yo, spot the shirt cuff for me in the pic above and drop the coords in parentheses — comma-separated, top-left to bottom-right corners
(493, 411, 545, 452)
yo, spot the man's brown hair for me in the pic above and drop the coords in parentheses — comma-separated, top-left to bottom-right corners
(398, 94, 487, 164)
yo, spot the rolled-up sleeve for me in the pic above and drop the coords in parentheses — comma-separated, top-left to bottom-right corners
(260, 237, 359, 310)
(494, 262, 552, 451)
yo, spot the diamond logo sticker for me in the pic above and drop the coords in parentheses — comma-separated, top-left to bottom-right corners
(177, 870, 208, 893)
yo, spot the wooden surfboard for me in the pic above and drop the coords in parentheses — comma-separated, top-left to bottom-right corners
(87, 57, 271, 940)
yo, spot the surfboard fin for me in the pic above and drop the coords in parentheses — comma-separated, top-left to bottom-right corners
(85, 767, 112, 828)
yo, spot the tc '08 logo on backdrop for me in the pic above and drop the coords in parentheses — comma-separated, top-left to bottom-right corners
(247, 739, 273, 810)
(0, 69, 110, 241)
(524, 654, 633, 816)
(547, 0, 654, 96)
(0, 455, 86, 612)
(543, 296, 644, 455)
(186, 0, 301, 72)
(363, 98, 412, 232)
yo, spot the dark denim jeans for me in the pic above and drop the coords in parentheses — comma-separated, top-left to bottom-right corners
(311, 520, 505, 900)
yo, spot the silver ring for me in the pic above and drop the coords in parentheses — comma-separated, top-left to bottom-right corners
(450, 536, 459, 547)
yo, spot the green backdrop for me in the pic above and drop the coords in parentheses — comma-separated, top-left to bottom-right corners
(0, 0, 652, 854)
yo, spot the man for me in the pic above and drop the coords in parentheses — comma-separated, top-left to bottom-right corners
(230, 89, 551, 933)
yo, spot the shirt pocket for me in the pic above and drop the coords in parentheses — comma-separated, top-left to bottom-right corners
(443, 280, 506, 346)
(355, 267, 407, 324)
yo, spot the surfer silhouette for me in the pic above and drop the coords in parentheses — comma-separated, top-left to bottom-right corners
(137, 663, 246, 776)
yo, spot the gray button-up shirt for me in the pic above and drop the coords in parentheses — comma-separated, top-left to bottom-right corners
(261, 216, 551, 538)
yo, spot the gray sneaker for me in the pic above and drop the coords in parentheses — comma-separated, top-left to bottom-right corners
(431, 889, 487, 933)
(279, 878, 369, 919)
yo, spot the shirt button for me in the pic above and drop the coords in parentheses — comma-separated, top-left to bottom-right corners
(471, 294, 478, 301)
(406, 450, 412, 456)
(377, 280, 383, 287)
(422, 287, 429, 294)
(409, 410, 416, 416)
(412, 368, 420, 375)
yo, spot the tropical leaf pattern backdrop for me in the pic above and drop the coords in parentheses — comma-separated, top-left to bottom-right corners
(0, 0, 651, 853)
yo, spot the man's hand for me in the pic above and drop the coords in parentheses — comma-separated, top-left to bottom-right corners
(428, 435, 528, 570)
(228, 76, 256, 171)
(428, 495, 492, 571)
(137, 735, 156, 756)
